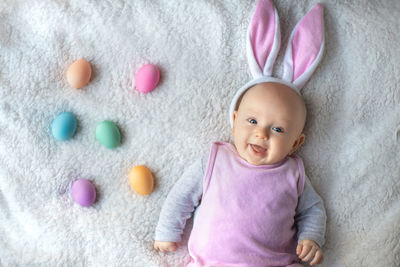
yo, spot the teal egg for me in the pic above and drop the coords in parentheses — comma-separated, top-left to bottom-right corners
(51, 112, 77, 141)
(96, 121, 121, 149)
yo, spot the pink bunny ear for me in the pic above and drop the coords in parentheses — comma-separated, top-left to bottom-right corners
(247, 0, 281, 78)
(282, 3, 325, 90)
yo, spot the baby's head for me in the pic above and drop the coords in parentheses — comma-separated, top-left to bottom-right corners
(232, 82, 306, 166)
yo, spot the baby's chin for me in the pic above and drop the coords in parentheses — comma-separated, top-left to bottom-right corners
(246, 158, 275, 166)
(234, 144, 287, 166)
(239, 153, 268, 166)
(241, 152, 286, 166)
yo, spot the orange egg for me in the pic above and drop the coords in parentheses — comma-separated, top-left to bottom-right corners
(66, 59, 92, 89)
(129, 165, 154, 195)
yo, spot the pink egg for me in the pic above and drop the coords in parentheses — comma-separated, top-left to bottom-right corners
(135, 64, 160, 93)
(71, 179, 96, 207)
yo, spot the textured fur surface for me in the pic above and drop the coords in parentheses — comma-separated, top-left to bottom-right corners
(1, 0, 399, 266)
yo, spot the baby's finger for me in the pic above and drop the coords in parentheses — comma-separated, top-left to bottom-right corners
(296, 243, 303, 255)
(299, 243, 312, 259)
(302, 246, 318, 262)
(310, 250, 324, 266)
(168, 243, 178, 252)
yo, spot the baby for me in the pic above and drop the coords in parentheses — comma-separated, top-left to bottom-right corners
(154, 0, 327, 266)
(154, 82, 326, 266)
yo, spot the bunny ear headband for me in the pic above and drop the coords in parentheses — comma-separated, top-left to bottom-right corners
(229, 0, 325, 127)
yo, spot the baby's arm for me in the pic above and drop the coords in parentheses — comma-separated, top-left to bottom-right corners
(154, 156, 206, 252)
(295, 176, 327, 265)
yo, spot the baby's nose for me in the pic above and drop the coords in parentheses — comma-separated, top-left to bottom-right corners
(255, 128, 269, 140)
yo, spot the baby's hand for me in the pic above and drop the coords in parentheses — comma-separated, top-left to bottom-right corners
(154, 241, 179, 252)
(296, 239, 323, 266)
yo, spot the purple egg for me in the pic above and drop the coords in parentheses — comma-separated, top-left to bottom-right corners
(71, 179, 96, 207)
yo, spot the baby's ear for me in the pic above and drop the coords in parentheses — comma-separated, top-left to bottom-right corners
(289, 133, 306, 155)
(232, 111, 238, 134)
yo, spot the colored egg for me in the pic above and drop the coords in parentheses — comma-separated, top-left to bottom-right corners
(96, 120, 121, 149)
(71, 179, 96, 207)
(51, 112, 77, 141)
(135, 64, 160, 93)
(129, 165, 154, 195)
(66, 59, 92, 89)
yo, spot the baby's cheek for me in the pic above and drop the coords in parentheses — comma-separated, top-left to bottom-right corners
(280, 138, 294, 154)
(269, 144, 288, 162)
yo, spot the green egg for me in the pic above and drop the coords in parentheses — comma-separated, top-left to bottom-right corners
(96, 121, 121, 149)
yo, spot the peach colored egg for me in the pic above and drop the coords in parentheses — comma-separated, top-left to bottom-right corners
(135, 64, 160, 93)
(129, 165, 154, 195)
(66, 59, 92, 89)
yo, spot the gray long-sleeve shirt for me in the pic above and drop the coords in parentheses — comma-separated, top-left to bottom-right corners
(155, 153, 327, 247)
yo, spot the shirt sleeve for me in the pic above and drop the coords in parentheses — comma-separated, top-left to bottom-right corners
(154, 155, 206, 242)
(295, 176, 327, 247)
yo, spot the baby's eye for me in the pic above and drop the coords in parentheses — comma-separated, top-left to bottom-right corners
(248, 118, 257, 124)
(272, 127, 284, 133)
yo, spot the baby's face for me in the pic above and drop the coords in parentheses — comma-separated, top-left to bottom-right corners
(232, 82, 306, 165)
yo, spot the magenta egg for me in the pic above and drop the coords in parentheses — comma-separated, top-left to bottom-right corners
(71, 179, 96, 207)
(135, 64, 160, 93)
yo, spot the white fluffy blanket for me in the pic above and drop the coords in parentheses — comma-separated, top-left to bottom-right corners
(1, 0, 399, 266)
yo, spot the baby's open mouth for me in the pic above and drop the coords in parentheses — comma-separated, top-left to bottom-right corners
(249, 144, 267, 154)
